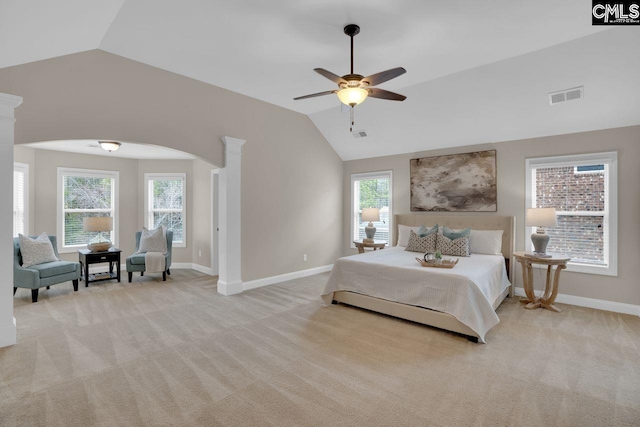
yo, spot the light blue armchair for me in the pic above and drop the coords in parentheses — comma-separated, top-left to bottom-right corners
(13, 235, 81, 303)
(126, 230, 173, 282)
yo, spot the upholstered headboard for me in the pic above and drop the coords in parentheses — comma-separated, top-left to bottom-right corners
(394, 214, 516, 282)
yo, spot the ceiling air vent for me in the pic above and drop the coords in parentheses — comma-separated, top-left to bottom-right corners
(549, 86, 583, 105)
(352, 130, 368, 138)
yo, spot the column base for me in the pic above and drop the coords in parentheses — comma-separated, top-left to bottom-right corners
(217, 280, 243, 296)
(0, 317, 17, 348)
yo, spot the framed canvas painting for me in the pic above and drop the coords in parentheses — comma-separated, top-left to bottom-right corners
(410, 150, 497, 212)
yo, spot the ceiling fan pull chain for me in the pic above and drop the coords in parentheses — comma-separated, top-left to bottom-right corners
(350, 106, 355, 132)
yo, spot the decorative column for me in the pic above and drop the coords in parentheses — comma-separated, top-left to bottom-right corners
(0, 93, 23, 348)
(217, 136, 245, 295)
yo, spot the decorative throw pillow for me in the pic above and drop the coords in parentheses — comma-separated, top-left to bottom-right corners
(397, 225, 420, 247)
(19, 233, 59, 268)
(405, 230, 437, 253)
(418, 224, 438, 237)
(443, 227, 471, 240)
(436, 234, 470, 257)
(136, 227, 167, 254)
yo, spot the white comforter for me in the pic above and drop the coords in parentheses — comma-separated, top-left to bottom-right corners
(322, 247, 511, 342)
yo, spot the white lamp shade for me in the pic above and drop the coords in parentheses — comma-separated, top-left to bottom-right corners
(526, 208, 557, 227)
(337, 88, 368, 106)
(362, 208, 380, 222)
(83, 216, 113, 232)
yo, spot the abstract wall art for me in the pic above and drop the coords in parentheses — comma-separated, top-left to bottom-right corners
(410, 150, 497, 212)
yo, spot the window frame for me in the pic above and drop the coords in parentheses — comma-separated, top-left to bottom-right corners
(144, 173, 187, 248)
(13, 162, 29, 237)
(525, 152, 617, 276)
(57, 167, 119, 253)
(350, 170, 393, 249)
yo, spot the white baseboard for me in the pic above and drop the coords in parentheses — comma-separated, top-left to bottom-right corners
(111, 263, 214, 275)
(243, 264, 334, 291)
(190, 263, 215, 276)
(0, 318, 17, 348)
(514, 287, 640, 316)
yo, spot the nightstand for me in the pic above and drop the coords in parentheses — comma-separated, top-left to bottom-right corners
(353, 240, 387, 254)
(78, 248, 122, 286)
(513, 251, 570, 312)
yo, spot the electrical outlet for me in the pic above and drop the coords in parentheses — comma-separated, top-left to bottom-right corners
(198, 250, 202, 257)
(303, 254, 308, 262)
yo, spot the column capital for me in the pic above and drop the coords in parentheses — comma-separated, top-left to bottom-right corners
(221, 136, 246, 155)
(0, 93, 23, 109)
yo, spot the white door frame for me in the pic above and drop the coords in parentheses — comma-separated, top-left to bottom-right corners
(211, 169, 219, 276)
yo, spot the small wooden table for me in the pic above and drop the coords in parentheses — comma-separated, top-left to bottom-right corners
(353, 240, 386, 254)
(513, 251, 570, 312)
(78, 248, 122, 286)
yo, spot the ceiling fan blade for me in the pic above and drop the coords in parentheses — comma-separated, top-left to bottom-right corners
(293, 90, 337, 101)
(363, 67, 406, 86)
(368, 88, 406, 101)
(314, 68, 347, 84)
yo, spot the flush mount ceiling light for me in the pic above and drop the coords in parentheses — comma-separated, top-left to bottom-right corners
(294, 24, 407, 131)
(99, 141, 121, 152)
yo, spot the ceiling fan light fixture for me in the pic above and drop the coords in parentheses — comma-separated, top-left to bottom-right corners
(337, 87, 368, 106)
(99, 141, 121, 152)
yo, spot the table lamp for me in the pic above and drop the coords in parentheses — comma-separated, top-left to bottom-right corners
(526, 208, 557, 255)
(83, 216, 113, 252)
(362, 208, 380, 242)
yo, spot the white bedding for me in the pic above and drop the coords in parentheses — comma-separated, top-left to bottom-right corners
(322, 247, 511, 342)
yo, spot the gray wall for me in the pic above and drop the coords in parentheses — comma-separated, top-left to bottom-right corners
(343, 125, 640, 306)
(192, 158, 214, 269)
(0, 49, 344, 282)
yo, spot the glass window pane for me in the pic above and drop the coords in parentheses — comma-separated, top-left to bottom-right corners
(546, 215, 604, 265)
(152, 179, 183, 210)
(536, 166, 605, 212)
(64, 212, 113, 246)
(153, 212, 183, 242)
(64, 176, 112, 210)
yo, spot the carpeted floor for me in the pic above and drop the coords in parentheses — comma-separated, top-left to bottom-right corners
(1, 270, 639, 426)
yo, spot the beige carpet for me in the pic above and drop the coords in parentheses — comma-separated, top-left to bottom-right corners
(1, 270, 639, 427)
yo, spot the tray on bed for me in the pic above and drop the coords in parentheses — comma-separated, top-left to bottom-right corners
(415, 258, 459, 269)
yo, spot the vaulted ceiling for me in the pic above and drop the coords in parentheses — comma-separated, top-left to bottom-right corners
(1, 1, 638, 160)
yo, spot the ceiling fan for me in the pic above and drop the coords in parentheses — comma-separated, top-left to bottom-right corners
(294, 24, 407, 131)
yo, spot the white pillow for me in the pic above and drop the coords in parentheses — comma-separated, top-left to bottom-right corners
(19, 233, 60, 267)
(397, 225, 420, 247)
(137, 227, 167, 254)
(470, 230, 503, 255)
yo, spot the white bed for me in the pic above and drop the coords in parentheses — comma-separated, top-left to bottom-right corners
(322, 214, 516, 343)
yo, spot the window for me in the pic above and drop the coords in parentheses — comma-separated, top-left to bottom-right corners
(13, 163, 29, 237)
(58, 168, 118, 252)
(351, 171, 392, 246)
(145, 173, 186, 247)
(526, 152, 617, 276)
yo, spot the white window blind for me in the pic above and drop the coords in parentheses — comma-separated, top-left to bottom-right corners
(145, 173, 186, 247)
(351, 171, 393, 246)
(58, 168, 118, 251)
(13, 163, 29, 237)
(526, 152, 617, 276)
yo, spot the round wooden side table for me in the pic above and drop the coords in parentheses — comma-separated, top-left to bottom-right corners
(513, 251, 570, 313)
(353, 240, 386, 254)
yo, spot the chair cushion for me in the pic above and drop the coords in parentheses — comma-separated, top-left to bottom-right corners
(29, 261, 78, 278)
(128, 254, 147, 265)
